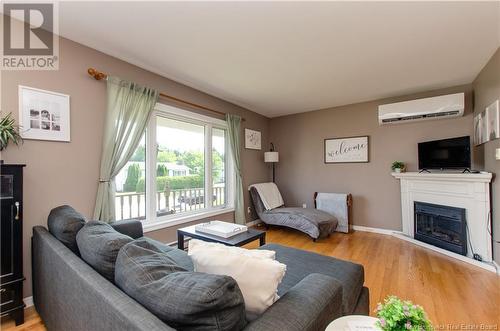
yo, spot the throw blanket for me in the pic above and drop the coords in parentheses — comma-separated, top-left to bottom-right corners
(316, 193, 349, 233)
(249, 183, 284, 210)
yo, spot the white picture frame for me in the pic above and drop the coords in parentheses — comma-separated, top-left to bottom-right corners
(325, 136, 369, 163)
(245, 128, 261, 150)
(486, 100, 499, 142)
(474, 99, 499, 146)
(18, 85, 70, 142)
(473, 112, 484, 146)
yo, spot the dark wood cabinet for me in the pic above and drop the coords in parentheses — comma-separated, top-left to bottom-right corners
(0, 164, 25, 325)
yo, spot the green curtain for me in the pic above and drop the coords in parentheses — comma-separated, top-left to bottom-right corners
(226, 114, 245, 225)
(94, 76, 159, 222)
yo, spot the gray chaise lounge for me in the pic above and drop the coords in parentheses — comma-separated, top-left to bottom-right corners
(32, 211, 368, 331)
(250, 186, 338, 240)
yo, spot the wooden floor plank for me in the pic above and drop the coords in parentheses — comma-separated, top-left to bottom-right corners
(2, 226, 499, 330)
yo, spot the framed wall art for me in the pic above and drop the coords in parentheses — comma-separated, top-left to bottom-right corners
(486, 99, 499, 142)
(325, 136, 369, 163)
(474, 99, 499, 146)
(245, 128, 261, 150)
(473, 111, 485, 146)
(18, 85, 70, 142)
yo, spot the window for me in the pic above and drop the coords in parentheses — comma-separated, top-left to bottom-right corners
(155, 117, 205, 216)
(115, 103, 234, 230)
(115, 136, 146, 220)
(212, 128, 226, 207)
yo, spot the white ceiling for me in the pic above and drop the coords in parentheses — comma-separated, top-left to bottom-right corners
(59, 1, 500, 118)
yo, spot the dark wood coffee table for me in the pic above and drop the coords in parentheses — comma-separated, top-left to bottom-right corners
(177, 224, 266, 250)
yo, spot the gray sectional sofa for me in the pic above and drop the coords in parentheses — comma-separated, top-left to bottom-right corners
(32, 206, 369, 331)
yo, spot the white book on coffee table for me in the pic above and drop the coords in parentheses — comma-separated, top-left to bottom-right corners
(195, 221, 248, 238)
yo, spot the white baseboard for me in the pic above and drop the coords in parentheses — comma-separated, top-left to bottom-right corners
(351, 225, 397, 236)
(23, 296, 33, 308)
(492, 261, 500, 275)
(392, 233, 497, 273)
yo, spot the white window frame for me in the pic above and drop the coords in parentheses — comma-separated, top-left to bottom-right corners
(143, 103, 235, 232)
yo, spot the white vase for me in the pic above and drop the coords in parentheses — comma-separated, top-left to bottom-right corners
(395, 168, 402, 173)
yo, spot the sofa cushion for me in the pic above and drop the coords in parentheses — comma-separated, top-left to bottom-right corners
(76, 221, 133, 282)
(47, 205, 86, 254)
(132, 237, 195, 271)
(110, 219, 144, 239)
(260, 243, 364, 315)
(115, 239, 246, 331)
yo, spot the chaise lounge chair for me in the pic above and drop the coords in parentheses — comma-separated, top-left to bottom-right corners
(249, 183, 338, 241)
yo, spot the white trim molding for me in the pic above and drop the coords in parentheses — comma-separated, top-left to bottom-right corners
(143, 207, 235, 233)
(155, 102, 227, 126)
(23, 296, 33, 308)
(391, 171, 493, 183)
(138, 102, 235, 232)
(351, 225, 397, 236)
(493, 261, 500, 275)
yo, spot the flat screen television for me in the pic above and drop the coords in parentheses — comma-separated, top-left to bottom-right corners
(418, 136, 471, 170)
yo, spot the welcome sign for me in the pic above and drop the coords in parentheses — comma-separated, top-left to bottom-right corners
(324, 136, 369, 163)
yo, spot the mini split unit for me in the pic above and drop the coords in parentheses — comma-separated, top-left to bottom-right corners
(378, 93, 465, 125)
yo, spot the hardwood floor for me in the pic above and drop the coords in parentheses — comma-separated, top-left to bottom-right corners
(248, 226, 500, 328)
(1, 307, 43, 331)
(2, 226, 499, 330)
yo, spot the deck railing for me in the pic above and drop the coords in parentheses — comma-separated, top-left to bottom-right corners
(115, 186, 226, 221)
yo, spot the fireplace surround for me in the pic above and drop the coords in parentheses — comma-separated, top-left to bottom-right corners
(392, 172, 492, 265)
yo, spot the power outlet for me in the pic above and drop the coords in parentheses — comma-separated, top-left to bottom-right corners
(247, 207, 251, 214)
(302, 203, 307, 209)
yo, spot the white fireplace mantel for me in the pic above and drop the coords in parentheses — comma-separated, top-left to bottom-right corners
(392, 172, 493, 183)
(392, 172, 493, 263)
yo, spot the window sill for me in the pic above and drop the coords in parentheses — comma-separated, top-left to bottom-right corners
(142, 207, 235, 233)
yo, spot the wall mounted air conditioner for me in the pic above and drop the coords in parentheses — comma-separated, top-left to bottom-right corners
(378, 93, 464, 125)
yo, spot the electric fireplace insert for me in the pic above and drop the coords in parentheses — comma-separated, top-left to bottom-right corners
(414, 201, 467, 256)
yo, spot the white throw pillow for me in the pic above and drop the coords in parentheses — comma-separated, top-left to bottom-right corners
(188, 239, 286, 315)
(188, 239, 276, 260)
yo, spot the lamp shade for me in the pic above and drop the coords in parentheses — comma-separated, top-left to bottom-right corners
(264, 151, 279, 163)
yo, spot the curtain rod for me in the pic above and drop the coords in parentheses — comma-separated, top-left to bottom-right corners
(87, 68, 245, 121)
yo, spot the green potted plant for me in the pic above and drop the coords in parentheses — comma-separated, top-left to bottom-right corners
(375, 296, 432, 331)
(391, 161, 406, 173)
(0, 112, 22, 155)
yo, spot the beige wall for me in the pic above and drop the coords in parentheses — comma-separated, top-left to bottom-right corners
(472, 47, 500, 264)
(269, 85, 474, 232)
(1, 37, 270, 297)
